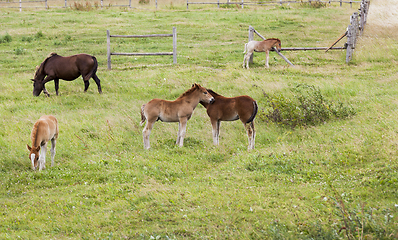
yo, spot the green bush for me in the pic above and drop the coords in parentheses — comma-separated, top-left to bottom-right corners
(259, 84, 356, 128)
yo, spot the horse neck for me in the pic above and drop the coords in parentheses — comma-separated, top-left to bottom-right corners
(183, 93, 201, 107)
(34, 64, 46, 81)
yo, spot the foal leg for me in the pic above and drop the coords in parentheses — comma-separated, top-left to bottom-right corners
(50, 138, 56, 167)
(211, 119, 221, 145)
(92, 74, 102, 94)
(176, 118, 188, 147)
(245, 121, 256, 150)
(265, 50, 270, 68)
(38, 143, 48, 171)
(246, 52, 253, 69)
(143, 120, 155, 150)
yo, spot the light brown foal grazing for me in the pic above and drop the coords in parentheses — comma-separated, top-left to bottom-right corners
(200, 89, 258, 150)
(140, 83, 215, 149)
(243, 38, 282, 69)
(27, 115, 59, 171)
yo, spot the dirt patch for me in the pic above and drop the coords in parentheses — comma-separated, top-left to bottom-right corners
(365, 0, 398, 38)
(367, 0, 398, 27)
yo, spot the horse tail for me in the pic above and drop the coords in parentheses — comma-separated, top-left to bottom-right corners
(140, 104, 147, 126)
(86, 56, 98, 80)
(246, 101, 258, 123)
(243, 43, 248, 53)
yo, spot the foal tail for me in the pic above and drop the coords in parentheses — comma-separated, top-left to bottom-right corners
(140, 104, 146, 126)
(243, 43, 248, 53)
(246, 101, 258, 123)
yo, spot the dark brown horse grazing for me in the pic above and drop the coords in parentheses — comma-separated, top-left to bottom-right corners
(243, 38, 282, 69)
(140, 83, 215, 149)
(200, 89, 257, 150)
(31, 53, 102, 96)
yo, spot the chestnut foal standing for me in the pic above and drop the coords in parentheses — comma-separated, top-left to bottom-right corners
(200, 89, 258, 150)
(140, 83, 214, 149)
(243, 38, 282, 69)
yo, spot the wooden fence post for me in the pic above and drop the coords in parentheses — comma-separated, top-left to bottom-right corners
(345, 12, 358, 63)
(248, 26, 254, 63)
(173, 27, 177, 64)
(19, 0, 21, 12)
(107, 30, 111, 70)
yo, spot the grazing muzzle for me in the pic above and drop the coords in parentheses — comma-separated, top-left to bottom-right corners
(31, 79, 43, 96)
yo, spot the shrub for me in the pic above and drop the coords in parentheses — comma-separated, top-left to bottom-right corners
(258, 84, 356, 128)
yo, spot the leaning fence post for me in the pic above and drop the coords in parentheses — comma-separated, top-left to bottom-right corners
(107, 30, 112, 70)
(173, 27, 177, 64)
(248, 26, 254, 63)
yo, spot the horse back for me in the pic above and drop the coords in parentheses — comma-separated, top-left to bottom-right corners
(31, 115, 58, 146)
(44, 54, 96, 81)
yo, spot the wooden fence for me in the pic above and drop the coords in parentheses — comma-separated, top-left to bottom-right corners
(248, 0, 369, 65)
(186, 0, 362, 9)
(106, 28, 177, 70)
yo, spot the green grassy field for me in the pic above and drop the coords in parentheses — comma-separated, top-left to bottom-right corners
(1, 2, 397, 239)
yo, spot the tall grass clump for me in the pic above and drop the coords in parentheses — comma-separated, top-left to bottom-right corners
(300, 1, 326, 8)
(258, 84, 356, 128)
(0, 33, 12, 43)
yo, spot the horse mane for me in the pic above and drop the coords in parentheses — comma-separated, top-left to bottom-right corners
(206, 89, 221, 97)
(177, 83, 201, 99)
(35, 53, 58, 77)
(266, 38, 280, 42)
(31, 121, 41, 147)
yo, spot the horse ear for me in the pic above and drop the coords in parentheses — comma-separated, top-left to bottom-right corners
(35, 146, 40, 151)
(30, 79, 35, 82)
(27, 144, 32, 151)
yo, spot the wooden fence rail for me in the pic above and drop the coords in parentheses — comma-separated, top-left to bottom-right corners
(186, 0, 361, 9)
(106, 28, 177, 70)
